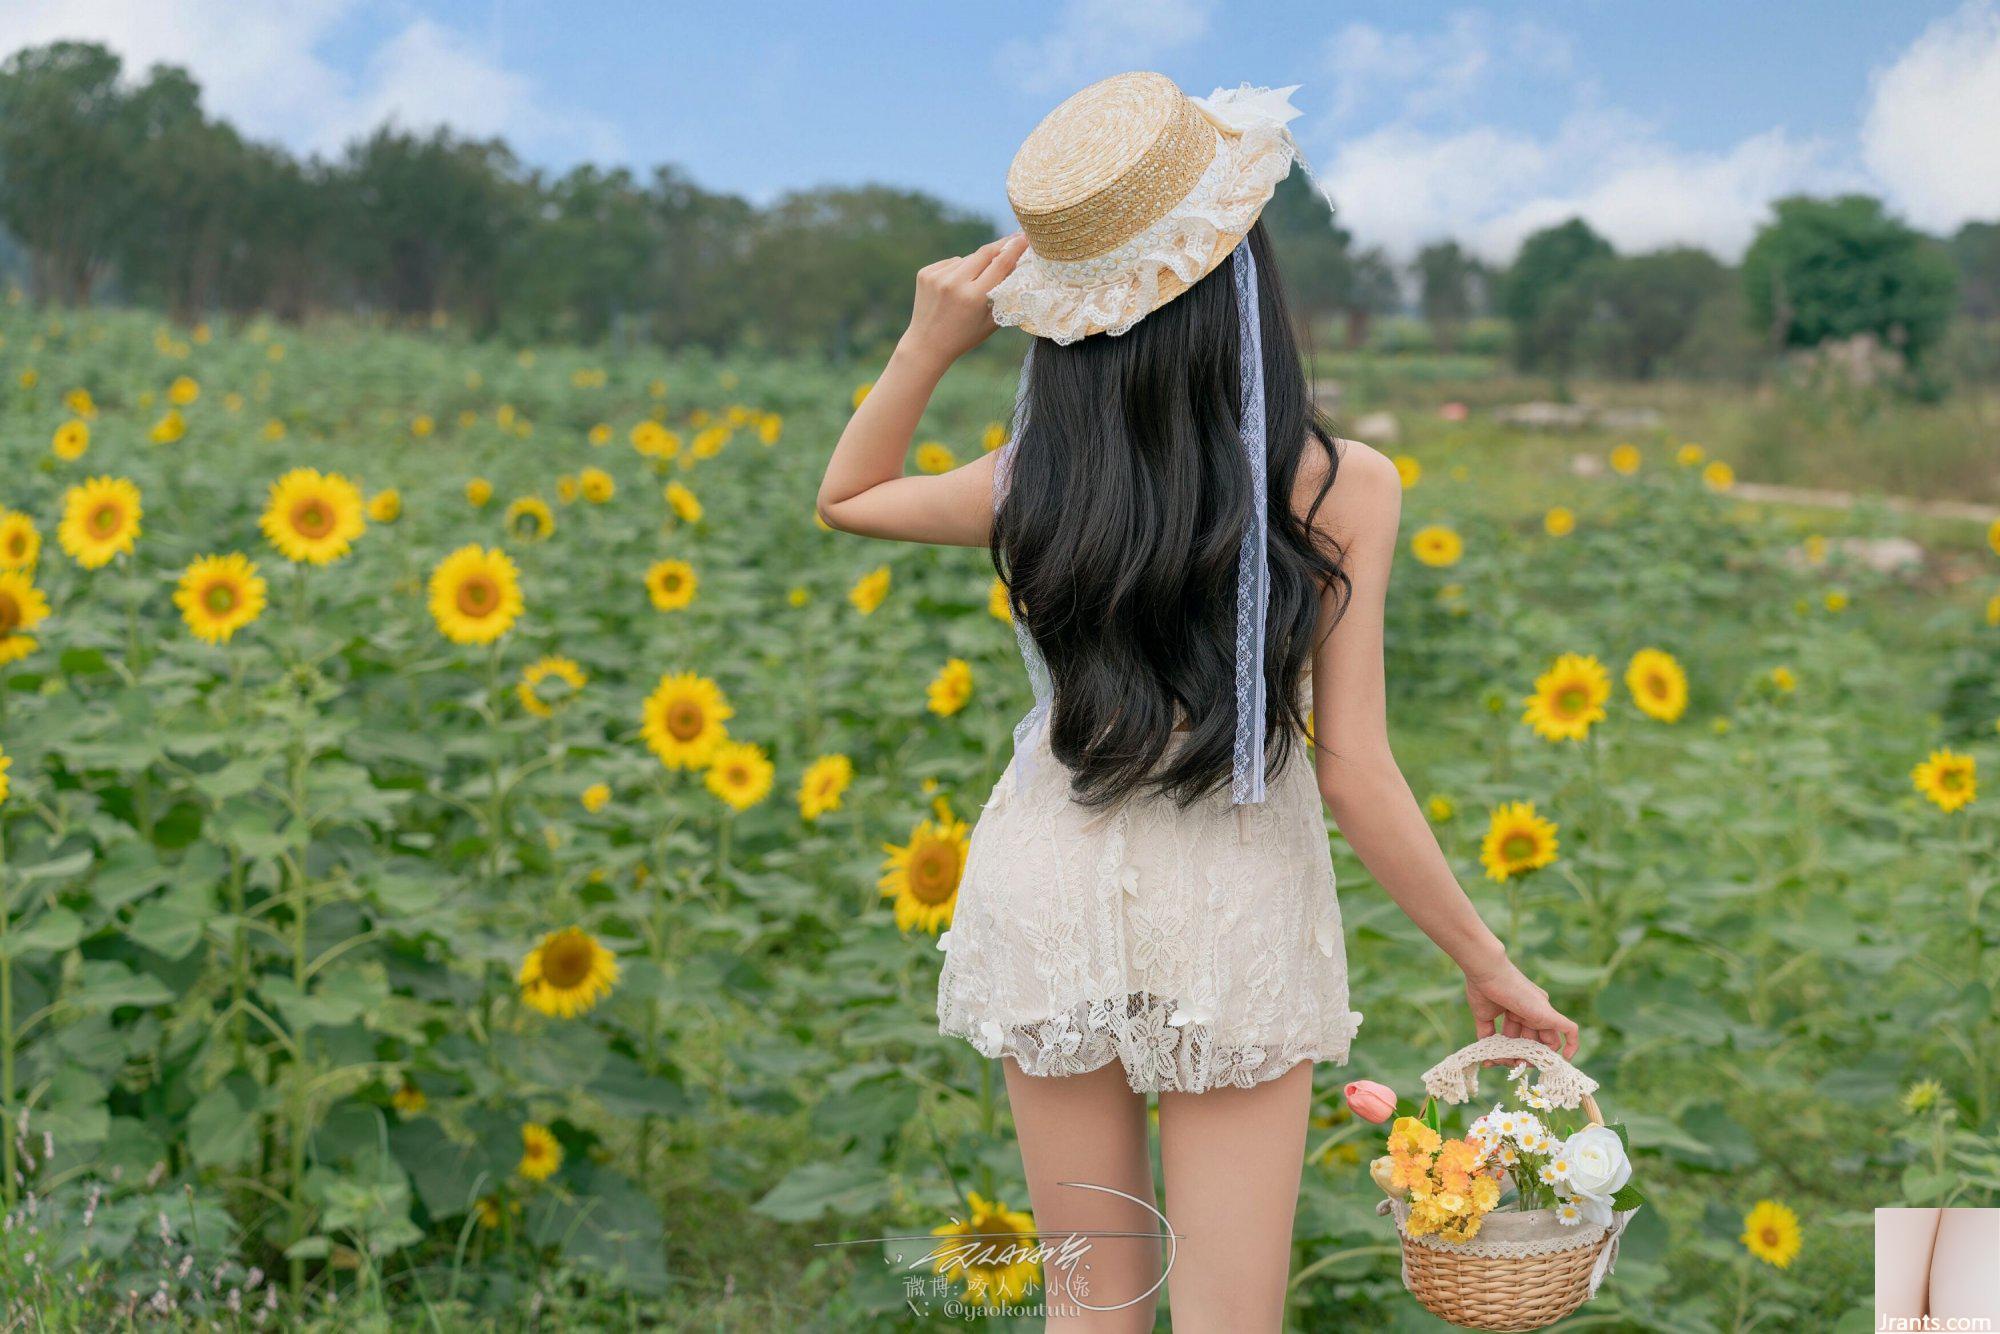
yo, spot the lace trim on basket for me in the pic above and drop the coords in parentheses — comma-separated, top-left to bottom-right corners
(1377, 1199, 1633, 1299)
(989, 120, 1300, 346)
(945, 992, 1362, 1095)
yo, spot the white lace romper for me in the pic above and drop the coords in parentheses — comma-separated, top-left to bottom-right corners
(936, 685, 1363, 1093)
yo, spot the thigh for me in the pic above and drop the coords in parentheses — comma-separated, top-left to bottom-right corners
(1156, 1061, 1314, 1333)
(1874, 1208, 1940, 1320)
(1928, 1208, 2000, 1320)
(1003, 1058, 1162, 1331)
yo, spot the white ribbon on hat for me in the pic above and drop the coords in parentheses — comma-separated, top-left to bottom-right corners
(1189, 84, 1302, 135)
(994, 237, 1272, 805)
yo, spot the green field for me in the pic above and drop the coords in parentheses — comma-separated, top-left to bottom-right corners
(0, 303, 1996, 1330)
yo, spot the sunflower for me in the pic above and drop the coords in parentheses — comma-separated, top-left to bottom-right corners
(646, 559, 697, 611)
(664, 481, 703, 523)
(51, 419, 88, 460)
(1480, 802, 1559, 882)
(1608, 443, 1640, 475)
(58, 476, 142, 569)
(261, 418, 286, 441)
(463, 477, 495, 508)
(64, 387, 96, 418)
(0, 511, 39, 570)
(0, 745, 11, 806)
(1522, 653, 1610, 742)
(173, 554, 267, 644)
(880, 814, 970, 934)
(0, 636, 36, 666)
(630, 421, 673, 457)
(1426, 794, 1455, 823)
(851, 380, 873, 408)
(915, 441, 956, 474)
(587, 422, 611, 446)
(692, 425, 730, 459)
(503, 496, 555, 543)
(1987, 593, 2000, 628)
(391, 1083, 427, 1116)
(150, 409, 186, 444)
(706, 741, 775, 811)
(1410, 526, 1462, 568)
(165, 374, 198, 405)
(930, 1192, 1040, 1307)
(367, 488, 401, 523)
(982, 421, 1007, 451)
(518, 926, 619, 1018)
(1769, 665, 1798, 693)
(759, 414, 782, 445)
(517, 1123, 563, 1181)
(1624, 648, 1687, 723)
(516, 655, 587, 717)
(261, 468, 365, 564)
(1740, 1200, 1801, 1269)
(428, 545, 523, 644)
(410, 414, 434, 439)
(799, 754, 854, 820)
(641, 672, 732, 769)
(989, 578, 1013, 623)
(580, 782, 611, 812)
(0, 573, 44, 640)
(1676, 442, 1705, 466)
(926, 658, 974, 716)
(1543, 506, 1575, 537)
(1987, 516, 1998, 557)
(1912, 749, 1976, 813)
(1393, 455, 1421, 488)
(850, 566, 891, 614)
(1702, 460, 1735, 492)
(579, 467, 615, 503)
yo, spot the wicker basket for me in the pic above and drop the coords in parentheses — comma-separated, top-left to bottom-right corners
(1381, 1036, 1626, 1332)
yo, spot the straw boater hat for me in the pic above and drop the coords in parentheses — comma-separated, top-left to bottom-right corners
(988, 72, 1310, 345)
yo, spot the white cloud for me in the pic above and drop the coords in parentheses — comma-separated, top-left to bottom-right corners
(1324, 11, 1568, 123)
(1859, 0, 2000, 232)
(996, 0, 1213, 95)
(0, 0, 620, 163)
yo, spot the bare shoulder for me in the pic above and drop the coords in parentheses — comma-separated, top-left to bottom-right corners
(1293, 437, 1401, 544)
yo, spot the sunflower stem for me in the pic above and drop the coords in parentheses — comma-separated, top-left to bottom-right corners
(0, 820, 16, 1212)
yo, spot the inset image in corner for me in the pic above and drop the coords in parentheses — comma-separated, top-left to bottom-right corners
(1876, 1208, 1999, 1329)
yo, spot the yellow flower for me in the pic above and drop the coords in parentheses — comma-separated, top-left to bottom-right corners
(1676, 442, 1705, 466)
(850, 566, 891, 614)
(1804, 533, 1829, 565)
(579, 467, 615, 503)
(1393, 455, 1421, 488)
(517, 1123, 563, 1181)
(989, 578, 1013, 623)
(1740, 1200, 1802, 1269)
(51, 419, 88, 460)
(787, 585, 809, 608)
(368, 488, 402, 523)
(518, 927, 618, 1018)
(466, 478, 494, 507)
(1624, 648, 1688, 723)
(1522, 653, 1610, 742)
(705, 741, 775, 811)
(474, 1195, 517, 1229)
(173, 555, 267, 644)
(167, 374, 199, 406)
(0, 571, 51, 648)
(852, 380, 873, 408)
(18, 369, 36, 389)
(223, 392, 243, 413)
(799, 754, 855, 820)
(641, 672, 732, 769)
(1410, 526, 1462, 567)
(0, 745, 9, 805)
(390, 1083, 426, 1116)
(1702, 460, 1735, 492)
(261, 418, 286, 441)
(880, 815, 970, 934)
(982, 422, 1007, 451)
(503, 496, 555, 542)
(1987, 593, 2000, 628)
(1769, 665, 1797, 693)
(1824, 590, 1849, 613)
(261, 468, 365, 564)
(758, 414, 782, 445)
(1912, 749, 1976, 814)
(1543, 506, 1575, 537)
(428, 545, 523, 644)
(1480, 802, 1559, 882)
(557, 475, 578, 504)
(587, 422, 611, 447)
(410, 414, 434, 439)
(64, 387, 96, 418)
(0, 512, 40, 570)
(1901, 1079, 1944, 1115)
(516, 656, 587, 717)
(930, 1192, 1040, 1308)
(646, 559, 698, 611)
(664, 481, 703, 523)
(691, 425, 730, 458)
(58, 476, 143, 569)
(1608, 443, 1640, 475)
(926, 658, 974, 716)
(915, 441, 956, 474)
(1988, 516, 1999, 557)
(581, 782, 611, 812)
(1426, 794, 1455, 823)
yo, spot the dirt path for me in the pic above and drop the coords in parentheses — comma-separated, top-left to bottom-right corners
(1570, 456, 2000, 525)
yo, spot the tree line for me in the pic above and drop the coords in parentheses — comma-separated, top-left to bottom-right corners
(3, 39, 1997, 382)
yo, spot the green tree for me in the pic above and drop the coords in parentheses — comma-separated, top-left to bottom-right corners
(1413, 241, 1479, 352)
(1260, 170, 1351, 343)
(0, 42, 140, 304)
(1949, 221, 2000, 323)
(1585, 248, 1730, 379)
(1741, 194, 1957, 363)
(1500, 218, 1614, 374)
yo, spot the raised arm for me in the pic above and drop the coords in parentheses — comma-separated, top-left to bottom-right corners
(816, 235, 1029, 547)
(1306, 440, 1580, 1057)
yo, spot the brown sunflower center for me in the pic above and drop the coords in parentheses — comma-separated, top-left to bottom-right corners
(6, 535, 25, 557)
(540, 935, 595, 989)
(908, 843, 957, 904)
(1556, 687, 1587, 716)
(1644, 673, 1667, 696)
(1502, 834, 1536, 862)
(90, 503, 122, 536)
(456, 575, 497, 617)
(292, 499, 332, 538)
(659, 572, 682, 592)
(666, 701, 705, 741)
(1940, 769, 1965, 791)
(1760, 1227, 1779, 1247)
(203, 583, 238, 614)
(0, 594, 18, 633)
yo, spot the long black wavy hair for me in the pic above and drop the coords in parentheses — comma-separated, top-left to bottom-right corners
(992, 220, 1348, 809)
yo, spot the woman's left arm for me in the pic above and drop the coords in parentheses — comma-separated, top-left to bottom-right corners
(816, 235, 1028, 547)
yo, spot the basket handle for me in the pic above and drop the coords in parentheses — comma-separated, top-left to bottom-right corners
(1420, 1035, 1602, 1120)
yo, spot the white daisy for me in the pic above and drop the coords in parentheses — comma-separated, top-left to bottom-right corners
(1555, 1201, 1582, 1226)
(1512, 1113, 1545, 1141)
(1493, 1110, 1521, 1138)
(1507, 1062, 1533, 1084)
(1517, 1130, 1548, 1154)
(1545, 1155, 1572, 1183)
(1524, 1085, 1552, 1111)
(1538, 1162, 1562, 1186)
(1497, 1144, 1518, 1167)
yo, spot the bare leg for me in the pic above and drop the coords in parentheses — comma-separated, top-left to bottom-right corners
(1157, 1062, 1314, 1332)
(1875, 1208, 1941, 1321)
(1929, 1208, 2000, 1320)
(1002, 1058, 1162, 1331)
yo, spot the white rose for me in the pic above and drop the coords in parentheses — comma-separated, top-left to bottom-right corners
(1558, 1125, 1632, 1221)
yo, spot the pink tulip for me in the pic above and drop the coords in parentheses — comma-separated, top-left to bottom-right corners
(1439, 401, 1469, 421)
(1344, 1079, 1397, 1123)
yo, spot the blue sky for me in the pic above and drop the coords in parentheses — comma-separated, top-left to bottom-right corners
(4, 0, 1996, 258)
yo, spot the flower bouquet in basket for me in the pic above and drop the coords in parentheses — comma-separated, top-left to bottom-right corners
(1353, 1036, 1644, 1332)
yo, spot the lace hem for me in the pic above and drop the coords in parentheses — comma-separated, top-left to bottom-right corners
(944, 992, 1361, 1095)
(989, 120, 1300, 345)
